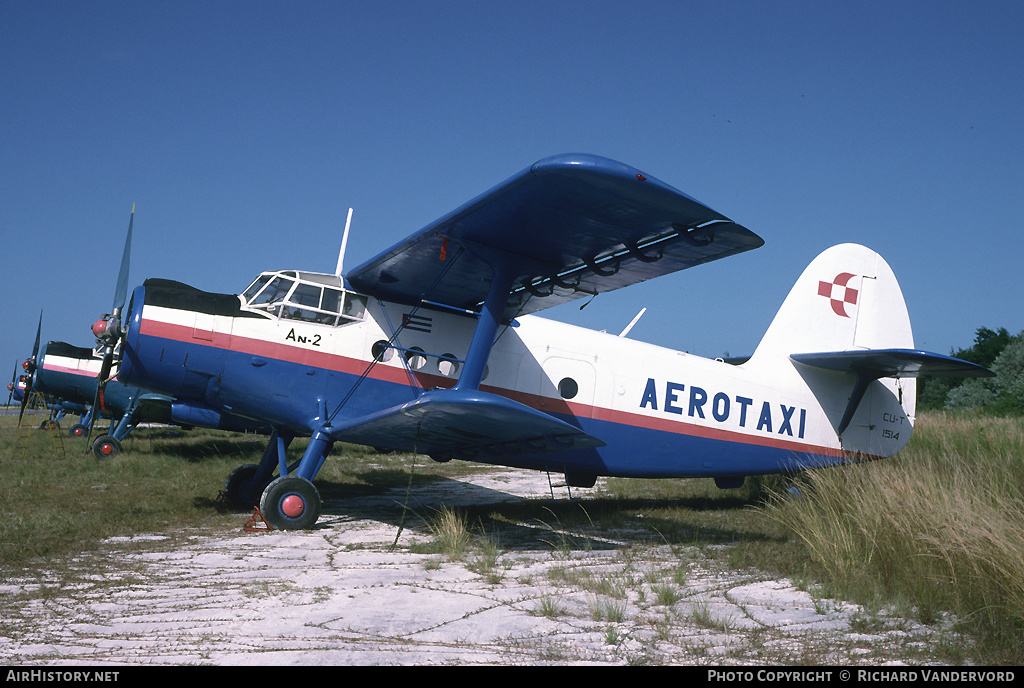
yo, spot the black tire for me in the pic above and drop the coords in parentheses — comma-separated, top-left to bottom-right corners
(92, 434, 121, 458)
(69, 423, 88, 438)
(259, 476, 321, 530)
(223, 463, 264, 510)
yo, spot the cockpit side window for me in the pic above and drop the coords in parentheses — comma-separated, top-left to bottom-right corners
(291, 283, 322, 309)
(242, 273, 368, 326)
(343, 294, 367, 320)
(322, 288, 342, 314)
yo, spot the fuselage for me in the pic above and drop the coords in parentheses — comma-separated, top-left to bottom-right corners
(118, 270, 912, 482)
(35, 342, 127, 418)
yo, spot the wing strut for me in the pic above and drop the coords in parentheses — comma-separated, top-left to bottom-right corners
(454, 258, 515, 392)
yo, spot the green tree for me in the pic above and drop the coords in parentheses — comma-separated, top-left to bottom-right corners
(942, 330, 1024, 415)
(990, 338, 1024, 414)
(919, 327, 1015, 411)
(953, 327, 1013, 368)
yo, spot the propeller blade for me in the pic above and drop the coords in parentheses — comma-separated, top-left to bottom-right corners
(17, 372, 30, 426)
(84, 204, 134, 449)
(82, 350, 114, 451)
(32, 310, 42, 360)
(112, 205, 134, 313)
(6, 360, 17, 407)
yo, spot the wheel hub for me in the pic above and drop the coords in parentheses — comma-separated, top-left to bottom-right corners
(281, 494, 305, 518)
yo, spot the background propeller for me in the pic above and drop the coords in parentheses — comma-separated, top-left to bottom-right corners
(16, 311, 43, 426)
(6, 360, 19, 407)
(83, 205, 133, 449)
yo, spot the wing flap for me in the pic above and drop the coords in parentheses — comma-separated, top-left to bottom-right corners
(346, 154, 763, 319)
(327, 388, 605, 460)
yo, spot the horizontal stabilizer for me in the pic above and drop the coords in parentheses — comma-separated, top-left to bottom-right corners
(328, 388, 605, 460)
(791, 349, 994, 379)
(792, 349, 993, 436)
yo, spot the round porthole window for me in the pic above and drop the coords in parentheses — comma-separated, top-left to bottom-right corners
(437, 354, 459, 377)
(405, 347, 427, 370)
(371, 340, 394, 362)
(558, 377, 579, 399)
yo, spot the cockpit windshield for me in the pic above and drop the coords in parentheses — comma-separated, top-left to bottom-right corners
(241, 271, 367, 326)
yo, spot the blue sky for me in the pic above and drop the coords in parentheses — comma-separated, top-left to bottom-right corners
(2, 0, 1022, 394)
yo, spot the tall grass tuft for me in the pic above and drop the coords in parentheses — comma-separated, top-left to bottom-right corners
(763, 412, 1024, 659)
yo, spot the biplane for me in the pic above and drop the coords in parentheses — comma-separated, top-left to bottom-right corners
(90, 154, 990, 529)
(29, 339, 270, 456)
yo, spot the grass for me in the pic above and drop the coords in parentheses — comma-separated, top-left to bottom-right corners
(3, 408, 1023, 663)
(0, 413, 461, 568)
(761, 411, 1024, 662)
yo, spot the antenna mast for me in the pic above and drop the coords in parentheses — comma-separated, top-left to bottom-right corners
(335, 207, 354, 277)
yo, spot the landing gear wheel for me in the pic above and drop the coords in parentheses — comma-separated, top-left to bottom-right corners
(223, 464, 265, 510)
(92, 434, 121, 458)
(259, 476, 321, 530)
(69, 423, 88, 438)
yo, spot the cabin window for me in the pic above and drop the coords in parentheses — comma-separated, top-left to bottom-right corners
(291, 283, 322, 309)
(243, 269, 370, 328)
(372, 340, 394, 362)
(406, 347, 427, 370)
(437, 354, 459, 377)
(558, 377, 579, 399)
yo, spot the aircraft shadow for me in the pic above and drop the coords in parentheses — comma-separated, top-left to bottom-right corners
(283, 470, 787, 554)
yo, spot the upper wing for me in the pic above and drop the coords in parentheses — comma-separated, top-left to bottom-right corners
(346, 154, 763, 319)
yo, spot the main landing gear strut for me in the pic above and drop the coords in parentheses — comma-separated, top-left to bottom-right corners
(223, 428, 333, 530)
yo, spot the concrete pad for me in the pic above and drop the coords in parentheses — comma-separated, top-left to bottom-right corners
(0, 467, 964, 665)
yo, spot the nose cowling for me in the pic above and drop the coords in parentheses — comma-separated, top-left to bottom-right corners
(116, 284, 146, 386)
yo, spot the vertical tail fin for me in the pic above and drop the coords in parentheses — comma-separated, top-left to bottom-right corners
(750, 243, 914, 363)
(745, 244, 991, 459)
(747, 244, 917, 456)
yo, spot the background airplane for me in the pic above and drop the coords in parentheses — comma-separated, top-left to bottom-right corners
(95, 154, 991, 530)
(30, 338, 271, 457)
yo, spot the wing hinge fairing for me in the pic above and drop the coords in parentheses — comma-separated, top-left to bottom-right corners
(791, 349, 995, 435)
(505, 219, 747, 312)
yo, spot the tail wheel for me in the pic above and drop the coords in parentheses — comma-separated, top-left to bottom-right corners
(92, 435, 121, 458)
(223, 464, 265, 510)
(259, 476, 321, 530)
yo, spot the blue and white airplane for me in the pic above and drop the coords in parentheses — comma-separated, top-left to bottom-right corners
(93, 154, 991, 530)
(30, 339, 270, 456)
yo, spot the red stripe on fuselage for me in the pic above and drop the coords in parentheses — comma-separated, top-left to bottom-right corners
(138, 314, 851, 460)
(42, 363, 98, 378)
